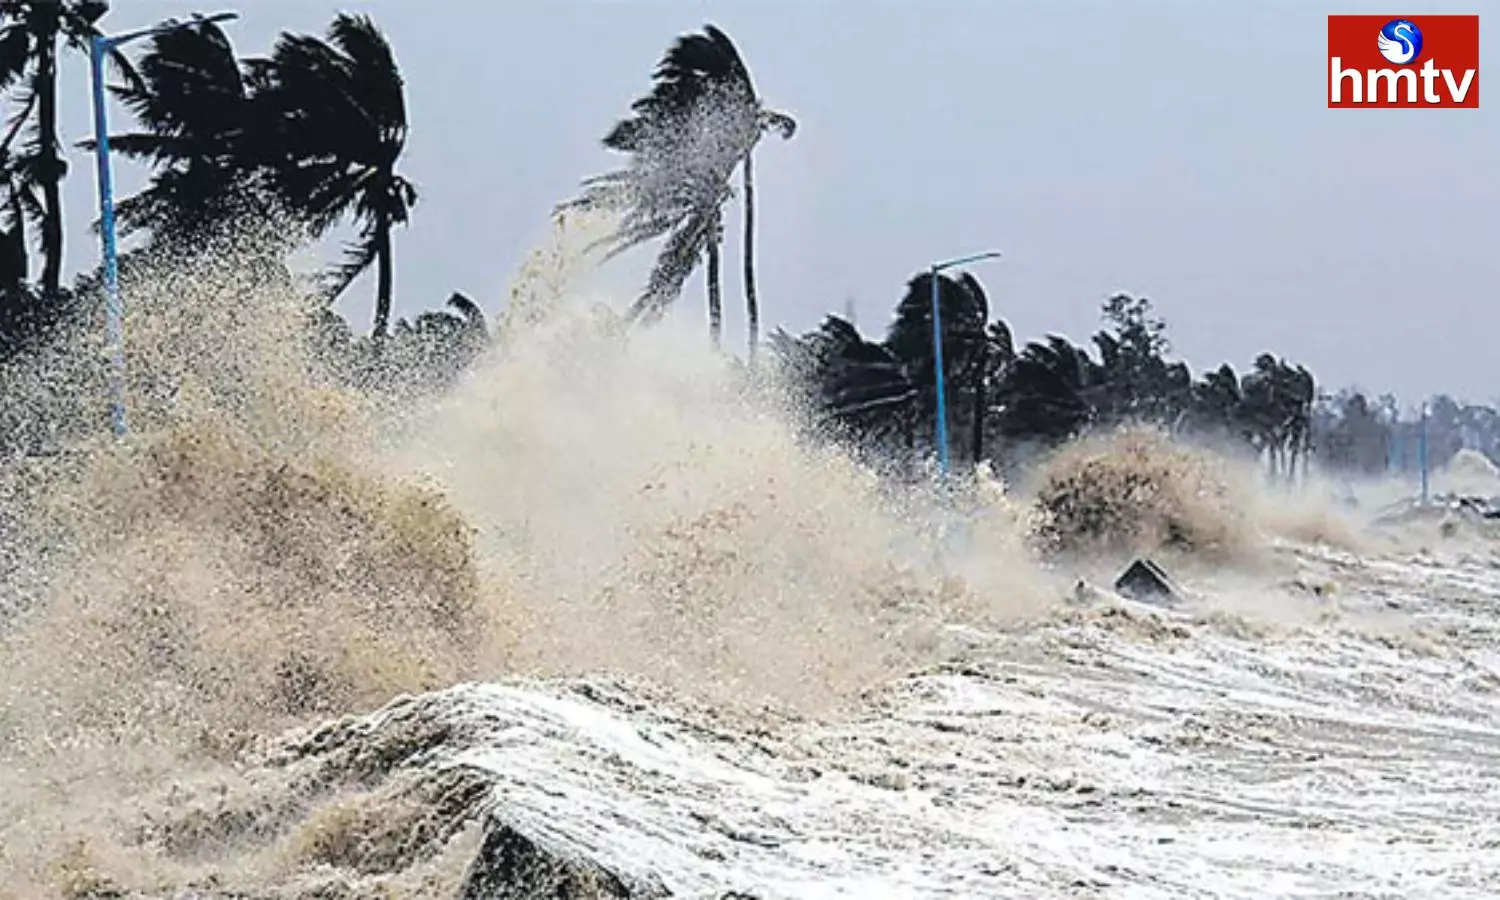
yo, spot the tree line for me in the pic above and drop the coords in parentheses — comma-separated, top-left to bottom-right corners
(1312, 391, 1500, 482)
(768, 276, 1321, 480)
(0, 4, 478, 376)
(0, 6, 1489, 483)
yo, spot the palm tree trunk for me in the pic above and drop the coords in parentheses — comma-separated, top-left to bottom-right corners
(373, 207, 393, 339)
(742, 150, 757, 366)
(706, 215, 722, 349)
(904, 414, 916, 476)
(36, 32, 63, 297)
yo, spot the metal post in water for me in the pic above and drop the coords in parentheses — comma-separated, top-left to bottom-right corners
(90, 35, 125, 436)
(88, 12, 239, 437)
(929, 265, 949, 478)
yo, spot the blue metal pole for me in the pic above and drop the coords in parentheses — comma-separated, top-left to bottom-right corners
(930, 264, 949, 478)
(91, 35, 126, 437)
(88, 14, 238, 438)
(925, 250, 1001, 482)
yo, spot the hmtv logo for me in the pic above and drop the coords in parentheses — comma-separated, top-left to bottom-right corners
(1328, 15, 1479, 107)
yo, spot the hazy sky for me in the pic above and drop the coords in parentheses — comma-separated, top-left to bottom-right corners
(43, 1, 1500, 402)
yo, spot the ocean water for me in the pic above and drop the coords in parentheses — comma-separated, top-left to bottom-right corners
(1, 214, 1496, 898)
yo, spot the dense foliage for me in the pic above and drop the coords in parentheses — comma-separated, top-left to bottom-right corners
(770, 281, 1322, 480)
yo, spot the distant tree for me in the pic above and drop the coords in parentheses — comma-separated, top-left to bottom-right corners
(1424, 394, 1466, 470)
(1092, 294, 1191, 426)
(1188, 363, 1245, 444)
(310, 291, 490, 395)
(1281, 363, 1316, 481)
(1239, 354, 1315, 481)
(1312, 389, 1388, 475)
(974, 318, 1015, 463)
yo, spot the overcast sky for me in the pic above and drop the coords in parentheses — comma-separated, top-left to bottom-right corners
(42, 1, 1500, 403)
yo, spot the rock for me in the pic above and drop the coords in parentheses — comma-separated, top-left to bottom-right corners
(1113, 558, 1181, 606)
(1070, 579, 1105, 605)
(461, 817, 670, 899)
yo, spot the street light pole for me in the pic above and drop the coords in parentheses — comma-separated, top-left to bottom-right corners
(928, 250, 1001, 479)
(90, 12, 238, 436)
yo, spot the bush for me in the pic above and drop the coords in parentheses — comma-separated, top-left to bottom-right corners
(1029, 426, 1250, 560)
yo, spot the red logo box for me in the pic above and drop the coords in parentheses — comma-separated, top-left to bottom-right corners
(1328, 15, 1480, 108)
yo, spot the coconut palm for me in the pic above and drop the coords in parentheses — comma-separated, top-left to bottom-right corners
(0, 159, 34, 359)
(87, 18, 271, 252)
(569, 24, 793, 351)
(993, 335, 1104, 447)
(1238, 353, 1317, 481)
(1281, 362, 1316, 482)
(884, 271, 997, 461)
(973, 318, 1015, 462)
(0, 0, 131, 296)
(1189, 363, 1244, 439)
(769, 313, 917, 452)
(249, 13, 416, 338)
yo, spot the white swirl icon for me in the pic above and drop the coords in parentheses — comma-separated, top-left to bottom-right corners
(1377, 21, 1420, 65)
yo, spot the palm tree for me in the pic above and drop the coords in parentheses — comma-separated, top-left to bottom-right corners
(1238, 354, 1316, 482)
(883, 271, 994, 462)
(0, 161, 36, 360)
(769, 313, 917, 456)
(90, 18, 271, 252)
(0, 0, 125, 296)
(385, 291, 489, 390)
(1280, 363, 1316, 482)
(994, 335, 1103, 447)
(973, 318, 1015, 463)
(569, 24, 793, 351)
(250, 13, 416, 338)
(1189, 363, 1244, 440)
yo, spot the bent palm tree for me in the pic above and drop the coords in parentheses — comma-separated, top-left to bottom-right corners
(569, 24, 793, 351)
(769, 314, 916, 451)
(251, 13, 415, 338)
(994, 336, 1103, 447)
(88, 19, 271, 251)
(0, 0, 128, 296)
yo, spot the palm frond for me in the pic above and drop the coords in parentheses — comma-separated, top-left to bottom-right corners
(573, 24, 778, 321)
(0, 24, 31, 93)
(624, 207, 716, 323)
(0, 83, 35, 157)
(320, 233, 378, 304)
